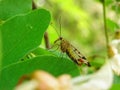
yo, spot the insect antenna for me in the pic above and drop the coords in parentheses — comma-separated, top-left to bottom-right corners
(50, 16, 62, 38)
(50, 22, 60, 37)
(59, 16, 62, 38)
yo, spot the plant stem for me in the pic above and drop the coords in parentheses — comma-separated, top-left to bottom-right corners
(32, 0, 36, 10)
(44, 32, 51, 49)
(102, 0, 109, 57)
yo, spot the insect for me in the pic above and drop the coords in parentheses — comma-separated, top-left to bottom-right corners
(54, 37, 91, 67)
(53, 18, 91, 67)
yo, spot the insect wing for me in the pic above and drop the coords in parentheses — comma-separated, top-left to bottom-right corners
(69, 44, 90, 66)
(66, 44, 83, 65)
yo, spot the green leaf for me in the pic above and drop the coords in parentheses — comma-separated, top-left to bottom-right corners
(110, 84, 120, 90)
(0, 0, 32, 20)
(32, 47, 53, 56)
(0, 9, 51, 69)
(105, 0, 114, 6)
(111, 3, 120, 14)
(0, 55, 79, 90)
(110, 74, 120, 90)
(113, 74, 120, 84)
(0, 26, 2, 74)
(106, 19, 119, 32)
(96, 0, 114, 6)
(91, 58, 105, 68)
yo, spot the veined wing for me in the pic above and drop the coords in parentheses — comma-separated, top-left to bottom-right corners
(70, 44, 87, 60)
(66, 44, 90, 66)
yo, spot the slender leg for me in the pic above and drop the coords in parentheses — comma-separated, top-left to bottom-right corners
(49, 44, 60, 52)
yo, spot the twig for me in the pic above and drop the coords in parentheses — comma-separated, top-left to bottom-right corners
(32, 0, 36, 9)
(44, 32, 51, 49)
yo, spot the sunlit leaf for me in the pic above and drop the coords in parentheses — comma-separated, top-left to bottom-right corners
(0, 55, 79, 90)
(32, 47, 53, 56)
(110, 84, 120, 90)
(0, 0, 32, 20)
(0, 9, 50, 69)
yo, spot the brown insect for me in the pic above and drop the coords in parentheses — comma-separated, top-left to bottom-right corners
(54, 36, 91, 67)
(52, 17, 91, 67)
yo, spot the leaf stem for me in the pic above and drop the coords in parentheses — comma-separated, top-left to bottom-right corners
(102, 0, 109, 57)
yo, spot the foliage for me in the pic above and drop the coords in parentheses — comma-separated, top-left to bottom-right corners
(0, 0, 120, 89)
(0, 0, 80, 89)
(0, 0, 32, 20)
(0, 55, 79, 89)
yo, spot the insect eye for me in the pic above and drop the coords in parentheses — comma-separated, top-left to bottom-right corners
(60, 37, 62, 40)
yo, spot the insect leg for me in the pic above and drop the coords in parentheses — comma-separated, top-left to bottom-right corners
(59, 51, 65, 60)
(49, 43, 60, 52)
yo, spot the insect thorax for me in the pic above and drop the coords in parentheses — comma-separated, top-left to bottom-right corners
(60, 39, 70, 53)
